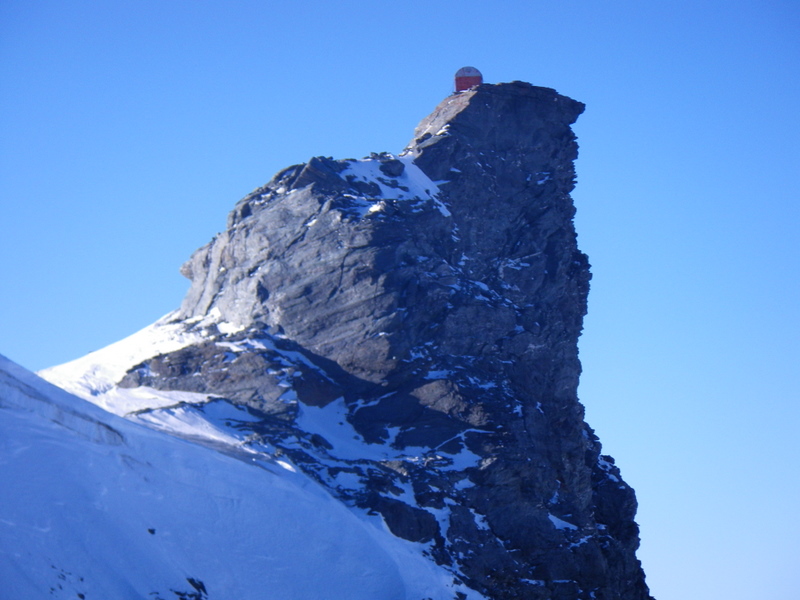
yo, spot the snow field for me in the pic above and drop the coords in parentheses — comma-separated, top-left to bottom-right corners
(1, 355, 478, 599)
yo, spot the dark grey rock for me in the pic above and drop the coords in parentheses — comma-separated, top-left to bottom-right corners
(363, 494, 440, 544)
(125, 82, 653, 600)
(379, 157, 405, 178)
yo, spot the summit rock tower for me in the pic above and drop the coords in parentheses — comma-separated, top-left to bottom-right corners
(43, 81, 654, 600)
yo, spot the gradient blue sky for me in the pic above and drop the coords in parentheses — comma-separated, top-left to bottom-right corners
(2, 1, 798, 598)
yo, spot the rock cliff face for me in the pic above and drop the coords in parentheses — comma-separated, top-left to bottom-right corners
(96, 82, 651, 599)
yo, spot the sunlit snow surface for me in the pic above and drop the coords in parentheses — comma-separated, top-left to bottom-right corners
(1, 354, 480, 599)
(38, 311, 215, 414)
(339, 154, 451, 217)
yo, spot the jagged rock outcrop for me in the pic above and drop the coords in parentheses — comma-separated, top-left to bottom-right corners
(110, 82, 651, 599)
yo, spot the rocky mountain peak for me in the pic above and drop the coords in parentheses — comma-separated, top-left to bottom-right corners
(43, 81, 652, 600)
(177, 83, 589, 383)
(405, 81, 584, 181)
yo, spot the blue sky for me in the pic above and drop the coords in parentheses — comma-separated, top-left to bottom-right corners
(1, 1, 798, 598)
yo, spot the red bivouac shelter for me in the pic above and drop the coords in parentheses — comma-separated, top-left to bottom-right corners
(455, 66, 483, 92)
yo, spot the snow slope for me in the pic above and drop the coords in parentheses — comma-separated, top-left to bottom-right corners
(0, 354, 474, 599)
(37, 311, 218, 415)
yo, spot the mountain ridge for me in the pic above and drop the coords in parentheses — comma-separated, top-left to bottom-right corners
(39, 81, 653, 600)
